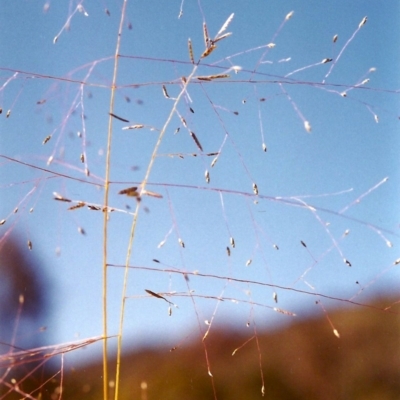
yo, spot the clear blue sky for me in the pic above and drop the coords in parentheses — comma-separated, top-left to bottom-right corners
(0, 1, 399, 361)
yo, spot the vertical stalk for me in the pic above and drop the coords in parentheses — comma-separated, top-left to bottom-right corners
(102, 1, 128, 399)
(113, 67, 198, 400)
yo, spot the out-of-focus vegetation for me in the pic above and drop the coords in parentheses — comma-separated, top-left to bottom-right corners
(60, 296, 399, 400)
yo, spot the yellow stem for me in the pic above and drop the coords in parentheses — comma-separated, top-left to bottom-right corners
(103, 1, 128, 399)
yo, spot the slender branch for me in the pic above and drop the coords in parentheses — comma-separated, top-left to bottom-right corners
(113, 65, 199, 400)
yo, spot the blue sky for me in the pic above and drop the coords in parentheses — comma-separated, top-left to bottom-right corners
(0, 1, 399, 361)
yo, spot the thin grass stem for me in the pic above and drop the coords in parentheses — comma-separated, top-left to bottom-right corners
(103, 2, 128, 400)
(113, 65, 199, 400)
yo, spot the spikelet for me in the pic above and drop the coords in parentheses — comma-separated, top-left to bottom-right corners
(42, 135, 51, 144)
(77, 4, 88, 16)
(197, 76, 212, 81)
(203, 22, 209, 47)
(333, 329, 340, 338)
(142, 190, 163, 199)
(68, 202, 86, 211)
(53, 192, 71, 202)
(344, 258, 352, 267)
(262, 143, 267, 152)
(190, 131, 203, 151)
(119, 186, 139, 197)
(359, 16, 367, 28)
(211, 32, 232, 44)
(188, 38, 194, 64)
(88, 205, 101, 211)
(273, 307, 296, 316)
(285, 11, 294, 21)
(217, 13, 234, 37)
(201, 44, 217, 59)
(210, 74, 230, 80)
(197, 74, 230, 81)
(273, 292, 278, 303)
(122, 124, 145, 130)
(252, 183, 258, 195)
(162, 85, 170, 99)
(205, 170, 210, 183)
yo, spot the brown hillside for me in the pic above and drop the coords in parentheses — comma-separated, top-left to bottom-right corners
(60, 296, 400, 400)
